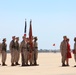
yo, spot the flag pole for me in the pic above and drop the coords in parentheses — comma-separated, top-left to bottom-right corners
(24, 19, 27, 36)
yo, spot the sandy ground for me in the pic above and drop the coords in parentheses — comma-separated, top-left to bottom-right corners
(0, 53, 76, 75)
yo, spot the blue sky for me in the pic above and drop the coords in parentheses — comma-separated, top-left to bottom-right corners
(0, 0, 76, 50)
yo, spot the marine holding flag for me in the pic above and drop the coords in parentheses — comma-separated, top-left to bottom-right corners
(20, 19, 28, 66)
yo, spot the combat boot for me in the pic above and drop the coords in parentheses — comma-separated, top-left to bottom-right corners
(2, 62, 7, 66)
(15, 62, 20, 65)
(11, 63, 16, 66)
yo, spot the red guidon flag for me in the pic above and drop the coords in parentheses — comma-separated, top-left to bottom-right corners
(29, 20, 33, 53)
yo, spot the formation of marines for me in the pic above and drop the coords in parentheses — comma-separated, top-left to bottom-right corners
(1, 35, 76, 67)
(0, 36, 38, 66)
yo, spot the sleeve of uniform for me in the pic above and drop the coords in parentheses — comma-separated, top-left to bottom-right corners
(37, 42, 38, 49)
(6, 44, 7, 50)
(60, 42, 63, 56)
(37, 42, 38, 47)
(74, 43, 76, 52)
(9, 41, 12, 51)
(19, 43, 20, 51)
(33, 42, 34, 49)
(20, 42, 23, 53)
(0, 43, 2, 53)
(36, 42, 38, 49)
(2, 43, 3, 50)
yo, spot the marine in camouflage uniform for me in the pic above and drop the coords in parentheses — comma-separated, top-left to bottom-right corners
(20, 36, 28, 66)
(60, 36, 67, 66)
(26, 38, 33, 65)
(15, 37, 20, 65)
(33, 37, 38, 65)
(2, 38, 7, 66)
(9, 36, 16, 66)
(0, 41, 2, 65)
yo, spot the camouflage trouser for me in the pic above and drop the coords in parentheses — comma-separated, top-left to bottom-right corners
(61, 52, 67, 64)
(10, 49, 16, 64)
(31, 51, 34, 64)
(17, 51, 20, 62)
(15, 50, 20, 63)
(33, 49, 38, 64)
(2, 51, 7, 63)
(21, 49, 28, 65)
(24, 51, 30, 65)
(28, 50, 38, 65)
(27, 51, 33, 65)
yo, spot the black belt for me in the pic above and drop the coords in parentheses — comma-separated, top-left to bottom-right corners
(35, 47, 38, 48)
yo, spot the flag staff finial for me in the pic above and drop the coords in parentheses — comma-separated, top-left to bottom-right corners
(30, 19, 32, 23)
(24, 18, 27, 36)
(25, 19, 26, 21)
